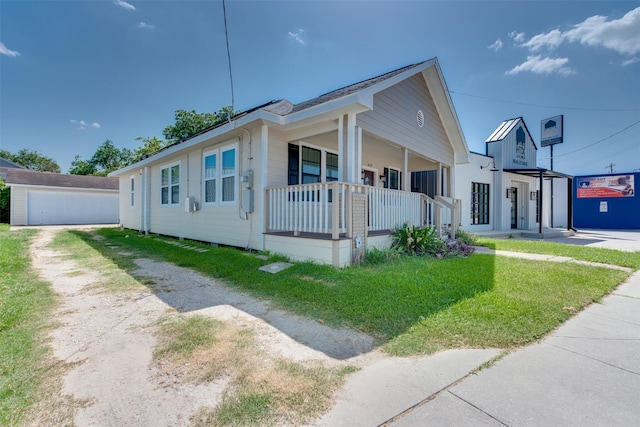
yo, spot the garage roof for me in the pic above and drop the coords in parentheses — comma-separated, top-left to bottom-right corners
(0, 167, 119, 190)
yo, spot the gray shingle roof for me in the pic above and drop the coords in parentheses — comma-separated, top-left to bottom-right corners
(0, 167, 119, 190)
(287, 61, 426, 114)
(0, 157, 26, 169)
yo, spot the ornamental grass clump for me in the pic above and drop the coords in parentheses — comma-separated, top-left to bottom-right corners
(392, 223, 475, 258)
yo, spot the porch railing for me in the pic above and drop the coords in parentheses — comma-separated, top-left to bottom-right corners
(265, 182, 459, 239)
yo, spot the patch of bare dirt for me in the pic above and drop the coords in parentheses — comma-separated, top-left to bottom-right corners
(31, 229, 380, 426)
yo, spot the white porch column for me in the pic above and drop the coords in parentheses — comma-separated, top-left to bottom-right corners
(403, 148, 409, 191)
(357, 126, 363, 184)
(338, 115, 344, 182)
(346, 112, 356, 183)
(260, 125, 268, 249)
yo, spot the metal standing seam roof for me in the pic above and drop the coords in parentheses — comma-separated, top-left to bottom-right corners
(485, 118, 522, 142)
(0, 167, 119, 190)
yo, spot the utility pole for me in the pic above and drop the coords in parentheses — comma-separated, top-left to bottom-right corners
(605, 163, 615, 174)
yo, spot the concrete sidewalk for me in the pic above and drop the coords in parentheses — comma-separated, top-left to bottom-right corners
(316, 260, 640, 426)
(388, 271, 640, 426)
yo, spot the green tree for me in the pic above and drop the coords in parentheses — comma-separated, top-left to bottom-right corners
(68, 155, 97, 176)
(0, 178, 9, 223)
(69, 140, 134, 176)
(162, 107, 235, 143)
(0, 148, 60, 173)
(133, 136, 169, 160)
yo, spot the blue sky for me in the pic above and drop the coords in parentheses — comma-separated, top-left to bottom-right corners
(1, 0, 639, 176)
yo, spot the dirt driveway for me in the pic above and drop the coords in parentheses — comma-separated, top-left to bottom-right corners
(31, 228, 379, 426)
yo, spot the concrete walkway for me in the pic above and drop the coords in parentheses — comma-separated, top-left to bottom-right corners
(387, 271, 640, 427)
(316, 234, 640, 426)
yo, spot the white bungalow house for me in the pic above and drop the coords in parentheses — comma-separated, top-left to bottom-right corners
(454, 117, 572, 236)
(110, 58, 470, 266)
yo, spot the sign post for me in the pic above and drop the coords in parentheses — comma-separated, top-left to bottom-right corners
(541, 115, 564, 228)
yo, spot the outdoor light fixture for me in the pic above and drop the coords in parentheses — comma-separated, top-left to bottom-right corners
(481, 161, 499, 172)
(379, 174, 387, 184)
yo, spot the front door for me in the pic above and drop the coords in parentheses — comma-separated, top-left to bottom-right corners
(362, 170, 375, 186)
(510, 187, 518, 229)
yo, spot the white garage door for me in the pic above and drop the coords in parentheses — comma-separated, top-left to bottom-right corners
(27, 190, 119, 225)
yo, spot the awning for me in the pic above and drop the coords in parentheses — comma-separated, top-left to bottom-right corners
(504, 168, 573, 179)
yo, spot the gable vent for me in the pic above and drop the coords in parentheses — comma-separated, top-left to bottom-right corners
(416, 110, 425, 128)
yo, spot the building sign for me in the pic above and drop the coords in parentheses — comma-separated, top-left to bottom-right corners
(577, 174, 635, 198)
(541, 115, 563, 147)
(513, 126, 528, 166)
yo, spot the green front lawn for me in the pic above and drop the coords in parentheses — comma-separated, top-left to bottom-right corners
(65, 229, 631, 356)
(478, 237, 640, 270)
(0, 226, 57, 425)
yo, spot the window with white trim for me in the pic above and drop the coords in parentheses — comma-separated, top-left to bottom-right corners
(221, 147, 236, 202)
(203, 144, 237, 205)
(383, 167, 401, 190)
(204, 152, 217, 203)
(160, 163, 180, 205)
(130, 176, 135, 207)
(471, 182, 490, 225)
(287, 142, 339, 184)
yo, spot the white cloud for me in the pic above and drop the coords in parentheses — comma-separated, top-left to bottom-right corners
(506, 55, 575, 76)
(513, 7, 640, 56)
(138, 22, 154, 30)
(520, 29, 564, 52)
(621, 57, 639, 66)
(564, 7, 640, 55)
(0, 42, 20, 57)
(114, 0, 135, 11)
(288, 29, 305, 45)
(70, 119, 101, 130)
(509, 31, 526, 44)
(488, 39, 503, 52)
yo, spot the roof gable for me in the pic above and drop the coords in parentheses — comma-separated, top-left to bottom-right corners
(486, 117, 537, 149)
(111, 57, 471, 174)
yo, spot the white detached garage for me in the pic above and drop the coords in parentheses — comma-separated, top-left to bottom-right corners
(0, 167, 119, 226)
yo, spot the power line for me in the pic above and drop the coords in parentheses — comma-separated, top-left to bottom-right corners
(539, 119, 640, 160)
(222, 0, 234, 122)
(450, 90, 640, 112)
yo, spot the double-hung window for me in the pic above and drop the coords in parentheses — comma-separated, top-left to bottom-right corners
(471, 182, 490, 225)
(161, 163, 180, 205)
(221, 147, 236, 202)
(204, 153, 217, 203)
(203, 144, 237, 205)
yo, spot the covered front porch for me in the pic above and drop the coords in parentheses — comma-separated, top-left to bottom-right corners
(264, 181, 460, 266)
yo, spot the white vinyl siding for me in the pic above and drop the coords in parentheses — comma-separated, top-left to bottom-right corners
(357, 74, 454, 166)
